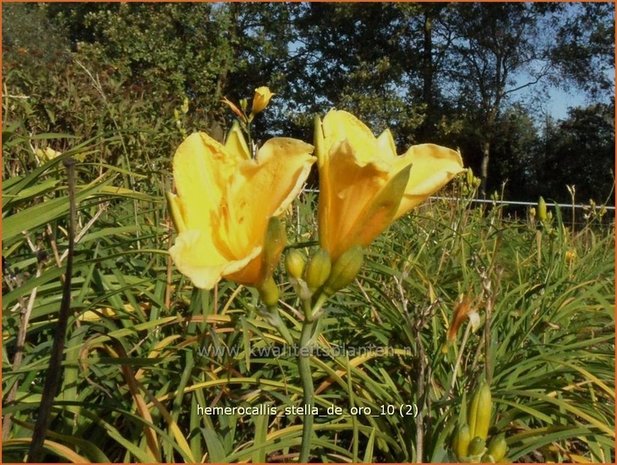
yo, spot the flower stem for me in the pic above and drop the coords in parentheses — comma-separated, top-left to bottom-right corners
(246, 121, 255, 158)
(298, 318, 316, 462)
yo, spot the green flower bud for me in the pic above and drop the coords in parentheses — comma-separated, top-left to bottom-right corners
(262, 217, 287, 279)
(481, 453, 495, 463)
(181, 96, 189, 114)
(305, 249, 331, 291)
(466, 168, 474, 186)
(487, 433, 507, 462)
(239, 97, 249, 113)
(537, 197, 547, 222)
(467, 436, 486, 456)
(258, 276, 280, 307)
(453, 424, 471, 461)
(469, 381, 492, 440)
(323, 245, 364, 296)
(285, 249, 306, 279)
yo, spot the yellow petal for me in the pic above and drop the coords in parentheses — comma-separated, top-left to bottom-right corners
(226, 216, 288, 286)
(322, 110, 395, 165)
(221, 138, 315, 267)
(346, 163, 411, 249)
(255, 138, 316, 216)
(394, 143, 465, 219)
(376, 128, 397, 157)
(173, 132, 241, 232)
(225, 253, 262, 285)
(318, 140, 391, 259)
(224, 120, 251, 160)
(169, 230, 261, 289)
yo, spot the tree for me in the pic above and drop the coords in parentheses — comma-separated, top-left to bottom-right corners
(550, 2, 615, 102)
(287, 3, 430, 144)
(490, 104, 542, 200)
(540, 103, 614, 204)
(445, 3, 550, 196)
(5, 3, 614, 203)
(46, 3, 237, 134)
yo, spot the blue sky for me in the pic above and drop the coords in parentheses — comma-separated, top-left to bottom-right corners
(544, 87, 588, 120)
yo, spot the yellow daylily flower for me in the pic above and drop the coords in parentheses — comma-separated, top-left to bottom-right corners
(316, 110, 464, 259)
(251, 86, 275, 115)
(169, 130, 315, 289)
(34, 146, 62, 162)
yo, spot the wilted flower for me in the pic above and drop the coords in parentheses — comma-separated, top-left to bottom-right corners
(316, 110, 464, 259)
(446, 294, 478, 343)
(168, 129, 315, 289)
(222, 96, 246, 122)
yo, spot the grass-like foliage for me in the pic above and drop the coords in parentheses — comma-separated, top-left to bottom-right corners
(2, 137, 614, 462)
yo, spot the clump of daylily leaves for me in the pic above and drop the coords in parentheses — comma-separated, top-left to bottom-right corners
(167, 87, 464, 461)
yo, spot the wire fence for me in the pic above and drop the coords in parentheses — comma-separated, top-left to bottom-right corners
(430, 196, 616, 211)
(301, 188, 615, 211)
(299, 188, 615, 228)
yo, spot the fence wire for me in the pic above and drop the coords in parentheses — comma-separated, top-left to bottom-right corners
(301, 188, 615, 211)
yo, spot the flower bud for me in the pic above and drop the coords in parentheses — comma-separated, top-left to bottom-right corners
(258, 276, 280, 307)
(181, 96, 189, 114)
(466, 168, 474, 186)
(537, 197, 547, 222)
(487, 433, 507, 462)
(453, 424, 471, 461)
(323, 245, 364, 296)
(262, 217, 287, 279)
(239, 97, 249, 113)
(251, 86, 275, 115)
(467, 436, 486, 456)
(314, 115, 326, 161)
(305, 249, 331, 291)
(468, 381, 492, 440)
(285, 249, 306, 279)
(166, 192, 186, 233)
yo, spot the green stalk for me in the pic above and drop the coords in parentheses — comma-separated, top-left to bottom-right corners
(536, 229, 542, 268)
(298, 319, 316, 462)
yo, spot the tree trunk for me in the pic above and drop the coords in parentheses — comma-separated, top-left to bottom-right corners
(419, 11, 434, 141)
(422, 13, 433, 108)
(480, 140, 490, 197)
